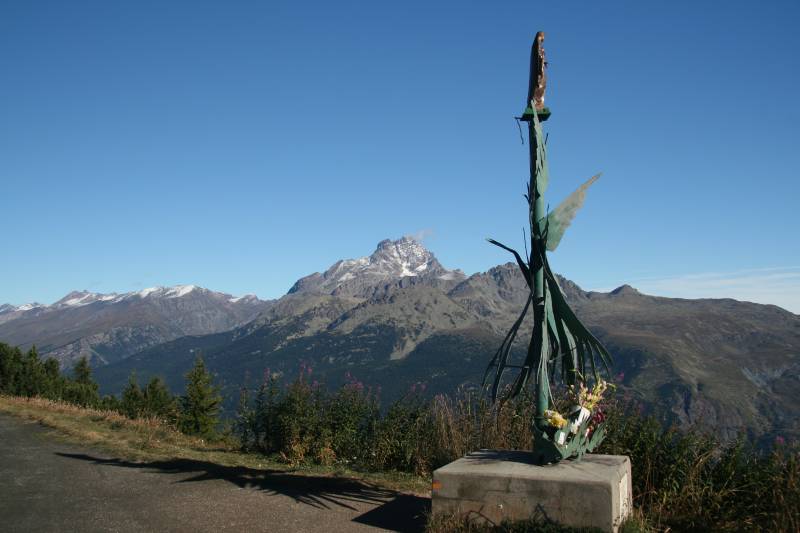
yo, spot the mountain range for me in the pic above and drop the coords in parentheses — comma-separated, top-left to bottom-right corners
(2, 237, 798, 445)
(0, 286, 271, 368)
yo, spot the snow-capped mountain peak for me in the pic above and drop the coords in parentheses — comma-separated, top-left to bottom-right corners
(370, 237, 435, 276)
(288, 236, 466, 296)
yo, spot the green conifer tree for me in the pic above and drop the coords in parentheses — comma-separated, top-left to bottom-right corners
(42, 358, 64, 399)
(65, 356, 100, 407)
(121, 372, 145, 418)
(253, 373, 279, 452)
(143, 376, 176, 420)
(73, 356, 93, 386)
(100, 394, 122, 412)
(21, 346, 46, 397)
(234, 386, 254, 450)
(178, 357, 222, 438)
(0, 342, 23, 394)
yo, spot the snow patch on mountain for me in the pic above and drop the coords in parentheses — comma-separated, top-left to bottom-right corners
(126, 285, 200, 300)
(16, 303, 44, 311)
(7, 286, 263, 313)
(54, 291, 121, 308)
(135, 287, 159, 299)
(229, 294, 258, 303)
(165, 285, 198, 298)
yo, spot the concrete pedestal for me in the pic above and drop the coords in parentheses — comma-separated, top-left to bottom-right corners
(432, 451, 632, 532)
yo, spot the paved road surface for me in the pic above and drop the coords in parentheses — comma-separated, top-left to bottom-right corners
(0, 414, 428, 532)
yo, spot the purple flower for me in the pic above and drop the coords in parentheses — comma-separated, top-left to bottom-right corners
(775, 435, 786, 446)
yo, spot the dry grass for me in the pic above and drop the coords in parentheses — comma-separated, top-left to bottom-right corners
(0, 394, 429, 494)
(430, 390, 534, 461)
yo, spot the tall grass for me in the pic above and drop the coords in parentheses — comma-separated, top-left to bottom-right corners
(235, 371, 537, 475)
(235, 373, 799, 530)
(599, 399, 799, 531)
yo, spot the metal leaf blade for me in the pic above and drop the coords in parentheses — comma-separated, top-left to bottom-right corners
(545, 173, 601, 251)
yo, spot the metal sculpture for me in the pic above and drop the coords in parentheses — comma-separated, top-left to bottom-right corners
(483, 32, 612, 465)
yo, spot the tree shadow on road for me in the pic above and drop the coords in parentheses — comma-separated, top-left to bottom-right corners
(56, 452, 429, 532)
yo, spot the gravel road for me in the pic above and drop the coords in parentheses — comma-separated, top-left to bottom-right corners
(0, 414, 428, 532)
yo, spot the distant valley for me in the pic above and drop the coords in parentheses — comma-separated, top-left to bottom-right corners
(2, 237, 798, 446)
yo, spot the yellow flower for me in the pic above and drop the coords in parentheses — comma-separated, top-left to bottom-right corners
(544, 409, 567, 428)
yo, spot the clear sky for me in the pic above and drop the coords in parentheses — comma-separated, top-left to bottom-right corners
(2, 1, 799, 313)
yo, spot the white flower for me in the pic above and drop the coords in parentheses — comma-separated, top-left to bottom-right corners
(569, 405, 591, 434)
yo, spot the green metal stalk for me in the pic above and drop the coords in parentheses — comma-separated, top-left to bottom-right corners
(529, 119, 549, 433)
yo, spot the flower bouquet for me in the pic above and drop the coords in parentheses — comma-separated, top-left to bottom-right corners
(533, 380, 610, 463)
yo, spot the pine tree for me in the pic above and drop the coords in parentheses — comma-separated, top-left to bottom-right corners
(20, 346, 46, 397)
(121, 372, 145, 418)
(42, 358, 64, 399)
(65, 356, 100, 407)
(234, 386, 254, 450)
(252, 372, 279, 452)
(73, 356, 93, 386)
(0, 343, 23, 395)
(100, 394, 122, 412)
(143, 377, 176, 420)
(178, 357, 222, 438)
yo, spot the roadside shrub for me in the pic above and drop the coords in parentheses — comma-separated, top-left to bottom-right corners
(598, 398, 800, 531)
(272, 370, 325, 464)
(324, 373, 379, 465)
(372, 393, 435, 474)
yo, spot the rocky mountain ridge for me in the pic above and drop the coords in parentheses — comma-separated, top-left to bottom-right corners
(0, 285, 271, 367)
(289, 236, 466, 298)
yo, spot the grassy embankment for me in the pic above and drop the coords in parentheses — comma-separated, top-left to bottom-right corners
(0, 394, 428, 494)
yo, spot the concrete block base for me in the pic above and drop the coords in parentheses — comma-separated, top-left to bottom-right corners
(432, 451, 632, 532)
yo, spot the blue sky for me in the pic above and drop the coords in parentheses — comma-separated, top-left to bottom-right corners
(2, 1, 799, 313)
